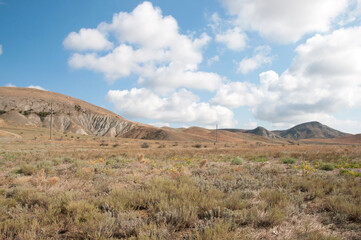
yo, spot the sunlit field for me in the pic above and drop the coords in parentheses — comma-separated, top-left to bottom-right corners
(0, 126, 360, 239)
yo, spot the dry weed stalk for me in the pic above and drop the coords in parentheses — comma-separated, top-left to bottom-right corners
(46, 177, 59, 186)
(137, 154, 146, 163)
(199, 159, 208, 168)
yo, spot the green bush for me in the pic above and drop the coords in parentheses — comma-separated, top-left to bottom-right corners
(231, 157, 243, 165)
(254, 157, 268, 162)
(319, 163, 334, 171)
(16, 164, 37, 176)
(249, 156, 268, 162)
(281, 158, 296, 164)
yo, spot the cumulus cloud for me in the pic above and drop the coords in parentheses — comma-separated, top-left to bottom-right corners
(211, 80, 262, 109)
(215, 27, 247, 51)
(106, 88, 236, 128)
(63, 28, 113, 51)
(237, 46, 273, 74)
(5, 83, 16, 87)
(0, 44, 2, 55)
(65, 2, 222, 92)
(221, 0, 349, 43)
(209, 13, 247, 51)
(213, 27, 361, 132)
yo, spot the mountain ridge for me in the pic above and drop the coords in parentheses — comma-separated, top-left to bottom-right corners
(222, 121, 350, 140)
(0, 87, 354, 142)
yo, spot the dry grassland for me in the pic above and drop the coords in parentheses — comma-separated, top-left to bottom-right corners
(0, 126, 360, 239)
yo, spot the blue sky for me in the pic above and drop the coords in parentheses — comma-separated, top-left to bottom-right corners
(1, 0, 361, 133)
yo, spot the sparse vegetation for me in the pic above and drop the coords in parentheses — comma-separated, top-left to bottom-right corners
(141, 142, 150, 148)
(0, 126, 360, 239)
(282, 157, 296, 164)
(192, 144, 202, 148)
(231, 156, 243, 165)
(318, 163, 335, 171)
(36, 111, 51, 120)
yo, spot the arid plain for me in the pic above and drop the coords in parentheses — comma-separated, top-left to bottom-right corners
(0, 122, 360, 239)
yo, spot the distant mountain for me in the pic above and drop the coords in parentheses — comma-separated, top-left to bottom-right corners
(277, 121, 348, 140)
(245, 127, 282, 139)
(222, 121, 349, 141)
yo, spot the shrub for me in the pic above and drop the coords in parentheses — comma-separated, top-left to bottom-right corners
(36, 111, 51, 120)
(141, 142, 150, 148)
(318, 163, 335, 171)
(16, 164, 37, 176)
(250, 156, 268, 162)
(192, 144, 202, 148)
(231, 157, 243, 165)
(281, 157, 296, 164)
(259, 189, 287, 209)
(257, 206, 285, 228)
(255, 157, 268, 162)
(325, 195, 361, 223)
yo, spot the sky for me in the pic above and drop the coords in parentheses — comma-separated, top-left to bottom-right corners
(1, 0, 361, 133)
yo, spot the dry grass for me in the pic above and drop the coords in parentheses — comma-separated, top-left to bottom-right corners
(0, 126, 360, 239)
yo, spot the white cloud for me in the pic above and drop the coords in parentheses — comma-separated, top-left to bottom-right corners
(221, 0, 349, 43)
(213, 26, 361, 133)
(0, 44, 2, 55)
(245, 120, 258, 129)
(66, 2, 221, 92)
(106, 88, 236, 128)
(237, 46, 273, 74)
(63, 28, 113, 51)
(211, 80, 262, 108)
(215, 27, 247, 51)
(27, 85, 46, 91)
(3, 84, 46, 91)
(149, 122, 170, 128)
(339, 0, 361, 25)
(207, 55, 219, 66)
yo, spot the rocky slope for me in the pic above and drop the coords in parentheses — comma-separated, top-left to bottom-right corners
(277, 121, 348, 140)
(0, 87, 168, 139)
(245, 127, 282, 139)
(222, 122, 349, 140)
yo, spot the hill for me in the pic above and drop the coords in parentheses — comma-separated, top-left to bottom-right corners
(245, 127, 282, 139)
(278, 121, 348, 140)
(222, 122, 350, 141)
(0, 87, 171, 140)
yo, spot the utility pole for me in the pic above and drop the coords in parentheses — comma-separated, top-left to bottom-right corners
(50, 103, 53, 140)
(215, 124, 218, 143)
